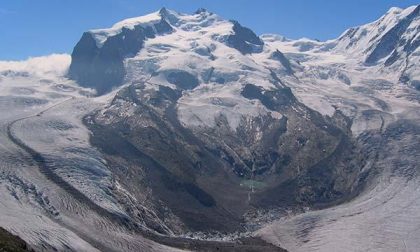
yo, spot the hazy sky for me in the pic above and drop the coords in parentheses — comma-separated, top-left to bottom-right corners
(0, 0, 418, 60)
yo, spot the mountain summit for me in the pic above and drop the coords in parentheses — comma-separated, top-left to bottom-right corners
(334, 5, 419, 85)
(69, 8, 264, 94)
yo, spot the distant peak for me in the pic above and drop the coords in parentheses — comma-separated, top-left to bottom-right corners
(385, 5, 419, 17)
(158, 7, 179, 24)
(194, 8, 208, 14)
(159, 7, 174, 18)
(159, 7, 169, 16)
(387, 6, 403, 14)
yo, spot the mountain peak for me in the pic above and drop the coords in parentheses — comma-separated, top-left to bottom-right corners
(333, 5, 419, 65)
(194, 8, 209, 14)
(386, 6, 403, 14)
(158, 7, 180, 25)
(158, 7, 168, 14)
(70, 8, 265, 93)
(386, 5, 418, 16)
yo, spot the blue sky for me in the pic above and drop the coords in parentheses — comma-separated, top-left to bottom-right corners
(0, 0, 418, 60)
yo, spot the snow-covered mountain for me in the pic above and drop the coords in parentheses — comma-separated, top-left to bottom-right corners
(0, 5, 419, 252)
(266, 5, 420, 90)
(69, 8, 266, 95)
(334, 6, 419, 65)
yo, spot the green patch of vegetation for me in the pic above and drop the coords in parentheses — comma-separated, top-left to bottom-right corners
(240, 179, 267, 189)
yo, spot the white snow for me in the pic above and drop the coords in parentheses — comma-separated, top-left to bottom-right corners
(177, 84, 282, 129)
(90, 11, 163, 47)
(117, 9, 282, 130)
(333, 5, 419, 59)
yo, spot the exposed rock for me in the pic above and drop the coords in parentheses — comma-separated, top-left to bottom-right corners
(227, 20, 264, 54)
(69, 19, 173, 94)
(0, 227, 32, 252)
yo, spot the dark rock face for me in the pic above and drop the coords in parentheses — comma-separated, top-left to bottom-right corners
(411, 80, 420, 90)
(166, 70, 199, 90)
(227, 20, 264, 54)
(270, 50, 294, 75)
(194, 8, 209, 15)
(69, 19, 173, 95)
(241, 83, 295, 109)
(365, 5, 419, 65)
(0, 227, 32, 252)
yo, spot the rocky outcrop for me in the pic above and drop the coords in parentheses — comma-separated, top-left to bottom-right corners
(270, 50, 294, 75)
(0, 227, 32, 252)
(68, 19, 173, 95)
(227, 20, 264, 54)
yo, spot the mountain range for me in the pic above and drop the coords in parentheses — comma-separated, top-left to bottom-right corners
(0, 5, 419, 252)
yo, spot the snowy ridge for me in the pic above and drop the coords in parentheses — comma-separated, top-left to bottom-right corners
(334, 5, 418, 57)
(89, 8, 228, 47)
(90, 11, 163, 47)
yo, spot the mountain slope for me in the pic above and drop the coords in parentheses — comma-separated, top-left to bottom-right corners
(335, 5, 420, 88)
